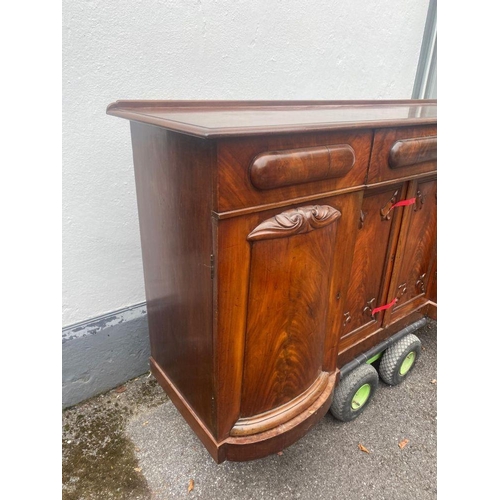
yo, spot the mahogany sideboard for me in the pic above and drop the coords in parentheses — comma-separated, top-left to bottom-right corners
(107, 100, 437, 463)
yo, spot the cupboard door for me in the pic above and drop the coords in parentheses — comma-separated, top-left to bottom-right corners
(384, 177, 437, 325)
(240, 205, 340, 418)
(339, 185, 406, 355)
(214, 193, 360, 439)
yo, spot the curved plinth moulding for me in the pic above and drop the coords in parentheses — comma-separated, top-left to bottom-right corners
(230, 372, 330, 437)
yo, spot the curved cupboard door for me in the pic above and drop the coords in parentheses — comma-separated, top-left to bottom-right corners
(213, 200, 343, 439)
(240, 205, 340, 420)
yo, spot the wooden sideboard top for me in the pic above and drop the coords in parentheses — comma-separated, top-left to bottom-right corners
(106, 100, 437, 138)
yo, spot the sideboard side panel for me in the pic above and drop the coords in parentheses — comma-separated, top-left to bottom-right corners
(130, 122, 216, 434)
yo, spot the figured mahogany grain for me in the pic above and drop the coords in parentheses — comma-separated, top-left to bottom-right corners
(339, 185, 406, 350)
(108, 100, 437, 463)
(241, 206, 339, 417)
(389, 136, 437, 169)
(368, 125, 437, 184)
(223, 373, 337, 462)
(130, 123, 216, 434)
(320, 192, 364, 371)
(216, 130, 372, 212)
(214, 193, 360, 439)
(384, 177, 437, 325)
(213, 216, 253, 439)
(249, 144, 355, 190)
(230, 372, 329, 436)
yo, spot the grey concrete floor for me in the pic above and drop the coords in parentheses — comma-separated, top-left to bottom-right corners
(63, 320, 436, 500)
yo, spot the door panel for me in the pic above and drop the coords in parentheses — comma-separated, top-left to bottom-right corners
(240, 205, 340, 417)
(339, 185, 406, 352)
(214, 194, 355, 439)
(384, 177, 437, 324)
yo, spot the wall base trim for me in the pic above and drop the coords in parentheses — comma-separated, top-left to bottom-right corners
(62, 302, 150, 409)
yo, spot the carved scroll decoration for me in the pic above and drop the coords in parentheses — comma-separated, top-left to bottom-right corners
(247, 205, 341, 242)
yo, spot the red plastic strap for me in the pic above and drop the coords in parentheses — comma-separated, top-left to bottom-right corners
(388, 197, 416, 213)
(371, 297, 398, 316)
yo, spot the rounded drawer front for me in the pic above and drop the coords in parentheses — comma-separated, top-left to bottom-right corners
(249, 144, 355, 190)
(388, 136, 437, 169)
(367, 126, 437, 184)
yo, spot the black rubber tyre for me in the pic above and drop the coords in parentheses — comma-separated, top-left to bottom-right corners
(330, 364, 379, 422)
(379, 333, 422, 386)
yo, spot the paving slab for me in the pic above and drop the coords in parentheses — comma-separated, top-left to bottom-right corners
(63, 320, 436, 499)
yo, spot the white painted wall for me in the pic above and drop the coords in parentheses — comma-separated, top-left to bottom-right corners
(62, 0, 430, 326)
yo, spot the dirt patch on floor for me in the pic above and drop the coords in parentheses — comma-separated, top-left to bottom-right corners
(62, 374, 165, 500)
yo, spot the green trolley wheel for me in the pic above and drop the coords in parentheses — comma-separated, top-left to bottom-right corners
(330, 364, 379, 422)
(379, 333, 422, 386)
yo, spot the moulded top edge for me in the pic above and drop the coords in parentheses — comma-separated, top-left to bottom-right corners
(106, 100, 437, 138)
